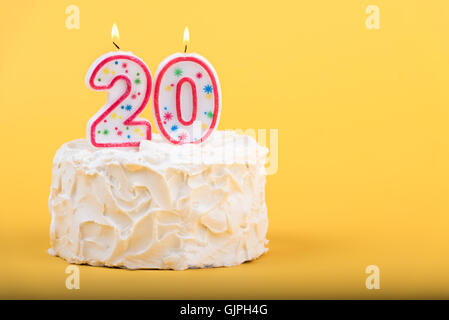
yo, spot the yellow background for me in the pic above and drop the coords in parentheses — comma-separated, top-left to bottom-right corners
(1, 0, 448, 299)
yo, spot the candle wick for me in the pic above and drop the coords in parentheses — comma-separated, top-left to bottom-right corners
(184, 44, 187, 53)
(113, 42, 121, 50)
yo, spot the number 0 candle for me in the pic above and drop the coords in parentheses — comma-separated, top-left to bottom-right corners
(152, 27, 221, 144)
(86, 24, 152, 147)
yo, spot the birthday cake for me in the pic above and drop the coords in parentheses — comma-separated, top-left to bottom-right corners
(49, 29, 269, 269)
(48, 131, 269, 270)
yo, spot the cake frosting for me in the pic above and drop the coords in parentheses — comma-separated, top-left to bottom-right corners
(48, 131, 269, 270)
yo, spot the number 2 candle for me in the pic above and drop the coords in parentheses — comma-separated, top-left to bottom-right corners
(86, 24, 152, 147)
(152, 27, 221, 144)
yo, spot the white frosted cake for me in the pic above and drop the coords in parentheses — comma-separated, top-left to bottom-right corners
(48, 131, 269, 270)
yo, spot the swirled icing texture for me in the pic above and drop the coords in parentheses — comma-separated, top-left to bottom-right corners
(48, 131, 269, 270)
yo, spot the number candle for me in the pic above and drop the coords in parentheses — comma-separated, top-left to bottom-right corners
(152, 27, 221, 144)
(86, 24, 152, 147)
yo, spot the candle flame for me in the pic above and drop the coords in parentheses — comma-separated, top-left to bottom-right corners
(183, 27, 189, 52)
(111, 23, 120, 44)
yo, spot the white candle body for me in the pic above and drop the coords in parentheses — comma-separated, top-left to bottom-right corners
(152, 53, 221, 144)
(86, 51, 152, 147)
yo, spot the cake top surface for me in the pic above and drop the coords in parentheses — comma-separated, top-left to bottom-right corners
(54, 130, 268, 168)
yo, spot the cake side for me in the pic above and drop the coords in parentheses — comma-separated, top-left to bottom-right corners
(48, 131, 269, 270)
